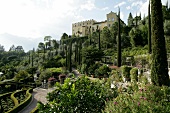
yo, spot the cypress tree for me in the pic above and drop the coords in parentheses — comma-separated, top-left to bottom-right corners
(97, 25, 101, 50)
(28, 52, 31, 64)
(128, 12, 133, 27)
(68, 42, 72, 72)
(135, 12, 138, 27)
(78, 40, 82, 65)
(65, 45, 68, 69)
(148, 0, 152, 54)
(89, 27, 92, 45)
(151, 0, 169, 86)
(32, 48, 34, 76)
(117, 7, 121, 67)
(74, 43, 77, 62)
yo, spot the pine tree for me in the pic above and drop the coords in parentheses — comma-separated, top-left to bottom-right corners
(151, 0, 169, 86)
(117, 7, 121, 67)
(148, 0, 152, 54)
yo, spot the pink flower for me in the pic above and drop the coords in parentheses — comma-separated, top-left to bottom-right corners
(140, 88, 143, 92)
(144, 97, 147, 100)
(114, 102, 118, 105)
(138, 102, 140, 106)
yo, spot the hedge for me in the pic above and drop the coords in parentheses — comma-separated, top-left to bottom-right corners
(6, 88, 33, 113)
(0, 92, 13, 98)
(30, 106, 38, 113)
(10, 91, 19, 106)
(121, 65, 132, 78)
(0, 92, 14, 113)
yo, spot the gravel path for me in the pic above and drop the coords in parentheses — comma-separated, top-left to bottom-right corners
(19, 87, 55, 113)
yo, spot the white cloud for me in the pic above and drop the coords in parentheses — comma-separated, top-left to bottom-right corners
(131, 1, 143, 7)
(101, 7, 109, 11)
(80, 0, 96, 11)
(139, 0, 149, 18)
(0, 0, 91, 39)
(126, 6, 131, 10)
(120, 12, 124, 21)
(114, 1, 126, 8)
(0, 0, 97, 51)
(139, 0, 169, 18)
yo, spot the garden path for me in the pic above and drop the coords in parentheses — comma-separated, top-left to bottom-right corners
(19, 87, 55, 113)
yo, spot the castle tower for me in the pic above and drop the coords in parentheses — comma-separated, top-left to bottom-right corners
(106, 11, 118, 28)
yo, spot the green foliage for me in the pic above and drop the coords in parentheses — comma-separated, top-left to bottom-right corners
(14, 70, 29, 82)
(122, 46, 148, 57)
(48, 67, 62, 77)
(121, 65, 132, 78)
(110, 69, 122, 82)
(101, 26, 112, 49)
(130, 68, 138, 82)
(42, 55, 64, 68)
(117, 8, 121, 67)
(39, 69, 52, 82)
(38, 76, 118, 113)
(148, 1, 152, 53)
(81, 46, 104, 71)
(151, 0, 169, 86)
(103, 84, 170, 113)
(164, 19, 170, 36)
(129, 28, 143, 47)
(95, 65, 111, 77)
(6, 88, 33, 113)
(128, 12, 134, 27)
(88, 63, 100, 75)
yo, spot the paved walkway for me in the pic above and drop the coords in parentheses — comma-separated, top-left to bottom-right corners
(19, 87, 56, 113)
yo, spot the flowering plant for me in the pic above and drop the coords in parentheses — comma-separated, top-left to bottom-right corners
(103, 84, 170, 113)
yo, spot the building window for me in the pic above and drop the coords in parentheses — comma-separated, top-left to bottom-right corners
(108, 24, 110, 27)
(112, 18, 114, 21)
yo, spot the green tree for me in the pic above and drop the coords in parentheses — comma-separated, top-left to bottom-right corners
(44, 36, 52, 49)
(101, 26, 112, 49)
(128, 12, 133, 27)
(117, 8, 121, 67)
(38, 42, 45, 51)
(164, 19, 170, 36)
(0, 44, 5, 52)
(61, 33, 69, 40)
(14, 70, 29, 82)
(129, 28, 143, 47)
(151, 0, 169, 86)
(38, 76, 118, 113)
(148, 0, 152, 53)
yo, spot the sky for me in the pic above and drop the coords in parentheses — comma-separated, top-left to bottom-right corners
(0, 0, 169, 52)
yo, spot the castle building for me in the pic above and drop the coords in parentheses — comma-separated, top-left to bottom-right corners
(72, 11, 119, 37)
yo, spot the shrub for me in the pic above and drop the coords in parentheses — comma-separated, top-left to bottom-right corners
(130, 68, 138, 82)
(121, 65, 132, 78)
(103, 84, 170, 113)
(38, 76, 118, 113)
